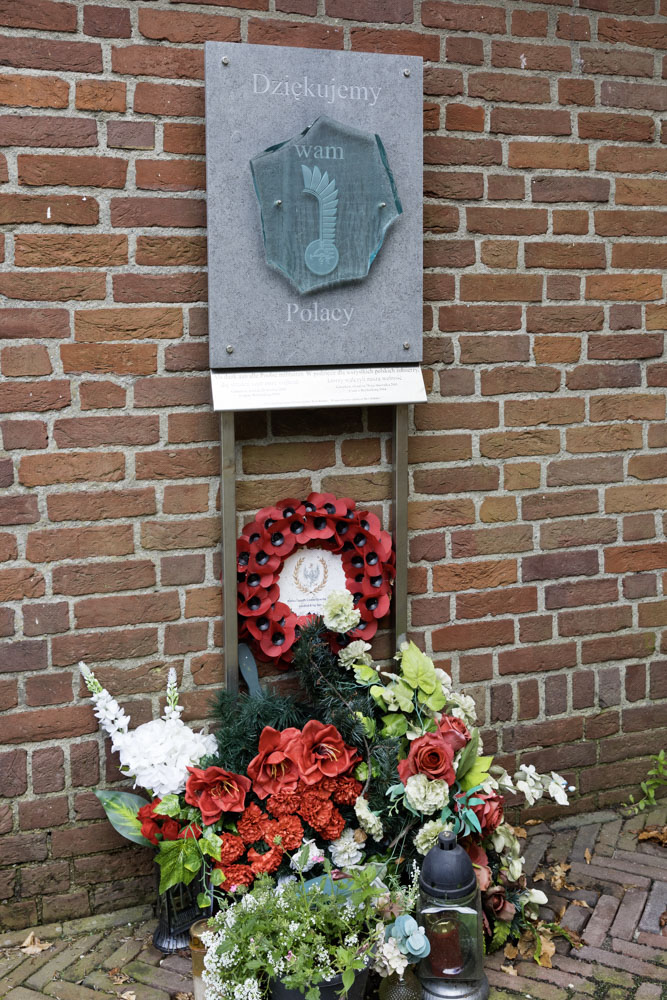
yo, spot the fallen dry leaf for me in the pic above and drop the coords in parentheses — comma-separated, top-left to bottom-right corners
(175, 994, 194, 1000)
(20, 933, 53, 956)
(525, 818, 542, 826)
(550, 862, 574, 892)
(512, 826, 527, 839)
(584, 848, 592, 864)
(504, 942, 518, 960)
(501, 964, 518, 976)
(517, 930, 535, 959)
(119, 992, 136, 1000)
(108, 968, 131, 986)
(533, 870, 546, 883)
(572, 899, 591, 909)
(659, 909, 667, 929)
(537, 934, 556, 969)
(638, 825, 667, 847)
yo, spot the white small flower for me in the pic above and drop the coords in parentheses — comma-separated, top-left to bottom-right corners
(373, 932, 409, 978)
(546, 771, 569, 806)
(329, 827, 364, 867)
(514, 763, 544, 807)
(354, 796, 384, 841)
(445, 691, 477, 727)
(403, 774, 449, 816)
(338, 640, 372, 670)
(521, 888, 548, 907)
(290, 839, 324, 873)
(322, 590, 361, 633)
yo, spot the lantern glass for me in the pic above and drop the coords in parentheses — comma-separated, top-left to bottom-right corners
(417, 887, 484, 982)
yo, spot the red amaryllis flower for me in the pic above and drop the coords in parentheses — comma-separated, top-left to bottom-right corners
(292, 721, 360, 785)
(333, 776, 363, 806)
(263, 814, 304, 851)
(218, 832, 246, 865)
(397, 732, 456, 786)
(217, 864, 254, 892)
(315, 807, 345, 841)
(247, 726, 303, 799)
(438, 716, 471, 755)
(472, 793, 504, 835)
(185, 766, 251, 824)
(247, 845, 283, 875)
(484, 886, 516, 922)
(237, 803, 268, 844)
(266, 790, 301, 817)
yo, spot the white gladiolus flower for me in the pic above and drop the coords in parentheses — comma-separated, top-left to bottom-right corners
(354, 796, 384, 841)
(79, 662, 129, 738)
(546, 771, 569, 805)
(328, 828, 364, 867)
(403, 774, 449, 816)
(514, 763, 544, 806)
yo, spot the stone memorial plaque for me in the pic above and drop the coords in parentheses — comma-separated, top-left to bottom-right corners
(205, 42, 423, 372)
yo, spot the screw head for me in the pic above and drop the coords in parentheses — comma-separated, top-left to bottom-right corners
(275, 199, 282, 207)
(403, 68, 411, 77)
(403, 341, 410, 350)
(379, 202, 386, 209)
(226, 344, 234, 354)
(221, 56, 229, 65)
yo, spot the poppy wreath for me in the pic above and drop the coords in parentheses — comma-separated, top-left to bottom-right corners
(236, 492, 395, 666)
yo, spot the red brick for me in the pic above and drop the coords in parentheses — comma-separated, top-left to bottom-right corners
(0, 36, 102, 73)
(597, 146, 667, 173)
(424, 67, 464, 97)
(0, 495, 39, 526)
(142, 517, 219, 551)
(605, 542, 667, 574)
(161, 554, 205, 587)
(557, 13, 591, 40)
(134, 81, 203, 117)
(525, 242, 605, 269)
(492, 107, 572, 137)
(22, 601, 69, 637)
(112, 44, 203, 80)
(469, 73, 551, 105)
(1, 419, 47, 451)
(163, 123, 205, 155)
(460, 336, 529, 364)
(0, 74, 69, 109)
(16, 234, 127, 269)
(559, 604, 632, 637)
(61, 343, 157, 376)
(505, 716, 583, 751)
(107, 120, 155, 150)
(134, 375, 211, 408)
(53, 415, 158, 449)
(422, 1, 506, 33)
(460, 274, 542, 301)
(457, 586, 537, 619)
(424, 136, 502, 166)
(523, 549, 599, 582)
(111, 196, 205, 228)
(599, 16, 667, 50)
(0, 0, 76, 31)
(0, 568, 44, 603)
(76, 79, 126, 112)
(0, 640, 48, 674)
(0, 272, 105, 303)
(79, 381, 126, 410)
(26, 524, 133, 563)
(414, 466, 499, 495)
(113, 273, 207, 304)
(467, 207, 547, 235)
(446, 36, 484, 65)
(579, 112, 654, 142)
(0, 380, 71, 414)
(586, 274, 662, 301)
(0, 749, 27, 796)
(487, 175, 525, 201)
(0, 193, 97, 225)
(74, 592, 180, 629)
(512, 10, 548, 36)
(248, 18, 343, 48)
(582, 47, 654, 78)
(492, 40, 571, 72)
(434, 558, 517, 593)
(541, 517, 616, 550)
(326, 0, 412, 19)
(52, 628, 158, 667)
(2, 344, 52, 376)
(84, 4, 131, 37)
(446, 104, 485, 132)
(432, 618, 515, 652)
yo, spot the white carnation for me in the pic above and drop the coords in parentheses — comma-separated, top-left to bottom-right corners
(414, 819, 451, 856)
(404, 774, 449, 816)
(329, 827, 364, 867)
(322, 590, 361, 633)
(354, 796, 384, 841)
(290, 838, 324, 873)
(338, 640, 372, 670)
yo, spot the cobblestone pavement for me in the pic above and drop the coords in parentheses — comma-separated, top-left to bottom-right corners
(1, 806, 665, 1000)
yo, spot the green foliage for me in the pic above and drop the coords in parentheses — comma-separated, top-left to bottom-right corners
(624, 750, 667, 814)
(488, 919, 511, 952)
(209, 687, 310, 774)
(95, 790, 152, 847)
(156, 838, 202, 894)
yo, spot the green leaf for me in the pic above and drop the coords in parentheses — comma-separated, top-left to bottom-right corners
(355, 712, 376, 738)
(380, 713, 408, 738)
(400, 642, 437, 694)
(352, 664, 379, 686)
(355, 762, 368, 782)
(388, 679, 415, 713)
(210, 867, 224, 886)
(464, 807, 482, 836)
(342, 967, 355, 993)
(369, 686, 387, 711)
(200, 827, 222, 862)
(417, 686, 447, 712)
(489, 919, 512, 952)
(455, 729, 480, 781)
(153, 793, 182, 818)
(156, 840, 201, 894)
(197, 892, 212, 909)
(95, 790, 152, 847)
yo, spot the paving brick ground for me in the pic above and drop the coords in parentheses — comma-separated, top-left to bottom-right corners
(1, 805, 665, 1000)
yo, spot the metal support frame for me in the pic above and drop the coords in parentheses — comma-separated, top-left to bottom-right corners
(219, 403, 410, 691)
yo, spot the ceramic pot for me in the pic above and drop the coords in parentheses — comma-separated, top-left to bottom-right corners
(271, 967, 369, 1000)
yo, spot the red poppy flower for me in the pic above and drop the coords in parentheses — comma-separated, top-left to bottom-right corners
(237, 582, 278, 618)
(217, 864, 255, 892)
(292, 721, 360, 785)
(247, 726, 303, 799)
(218, 832, 246, 865)
(333, 777, 363, 806)
(237, 803, 268, 844)
(259, 616, 297, 661)
(247, 845, 283, 876)
(397, 732, 456, 787)
(185, 766, 251, 824)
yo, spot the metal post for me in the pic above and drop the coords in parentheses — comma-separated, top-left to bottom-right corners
(393, 403, 409, 649)
(220, 411, 238, 694)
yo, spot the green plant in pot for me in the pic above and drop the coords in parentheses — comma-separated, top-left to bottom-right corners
(201, 856, 428, 1000)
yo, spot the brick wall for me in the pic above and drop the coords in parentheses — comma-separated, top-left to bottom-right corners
(1, 0, 667, 931)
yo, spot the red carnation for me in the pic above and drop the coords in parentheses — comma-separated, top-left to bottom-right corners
(247, 845, 283, 875)
(333, 776, 363, 806)
(299, 790, 334, 830)
(185, 766, 251, 824)
(218, 832, 246, 865)
(217, 864, 255, 892)
(291, 721, 359, 785)
(397, 732, 456, 786)
(315, 807, 346, 841)
(266, 790, 301, 817)
(247, 726, 303, 799)
(264, 814, 304, 851)
(438, 715, 471, 755)
(237, 803, 268, 844)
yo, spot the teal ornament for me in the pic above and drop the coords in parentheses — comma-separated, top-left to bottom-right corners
(386, 915, 431, 962)
(250, 115, 402, 294)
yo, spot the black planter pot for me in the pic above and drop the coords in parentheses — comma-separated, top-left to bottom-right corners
(271, 968, 369, 1000)
(153, 881, 207, 953)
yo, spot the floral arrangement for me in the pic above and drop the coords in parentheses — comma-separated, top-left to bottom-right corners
(202, 864, 428, 1000)
(236, 493, 394, 665)
(82, 589, 572, 976)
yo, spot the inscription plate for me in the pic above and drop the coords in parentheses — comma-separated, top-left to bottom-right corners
(251, 116, 401, 294)
(205, 42, 423, 371)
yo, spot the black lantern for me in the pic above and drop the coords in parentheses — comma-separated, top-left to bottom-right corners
(416, 832, 489, 1000)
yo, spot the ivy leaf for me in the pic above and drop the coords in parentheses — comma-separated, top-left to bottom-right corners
(370, 686, 387, 711)
(210, 867, 224, 886)
(156, 840, 201, 894)
(460, 755, 493, 792)
(355, 712, 376, 738)
(417, 686, 447, 712)
(200, 828, 222, 862)
(153, 793, 182, 818)
(197, 893, 212, 909)
(389, 680, 416, 713)
(400, 642, 437, 694)
(352, 664, 379, 686)
(455, 729, 480, 781)
(95, 790, 152, 847)
(381, 713, 408, 738)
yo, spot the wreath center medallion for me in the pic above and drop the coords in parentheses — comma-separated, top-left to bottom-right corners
(278, 549, 347, 617)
